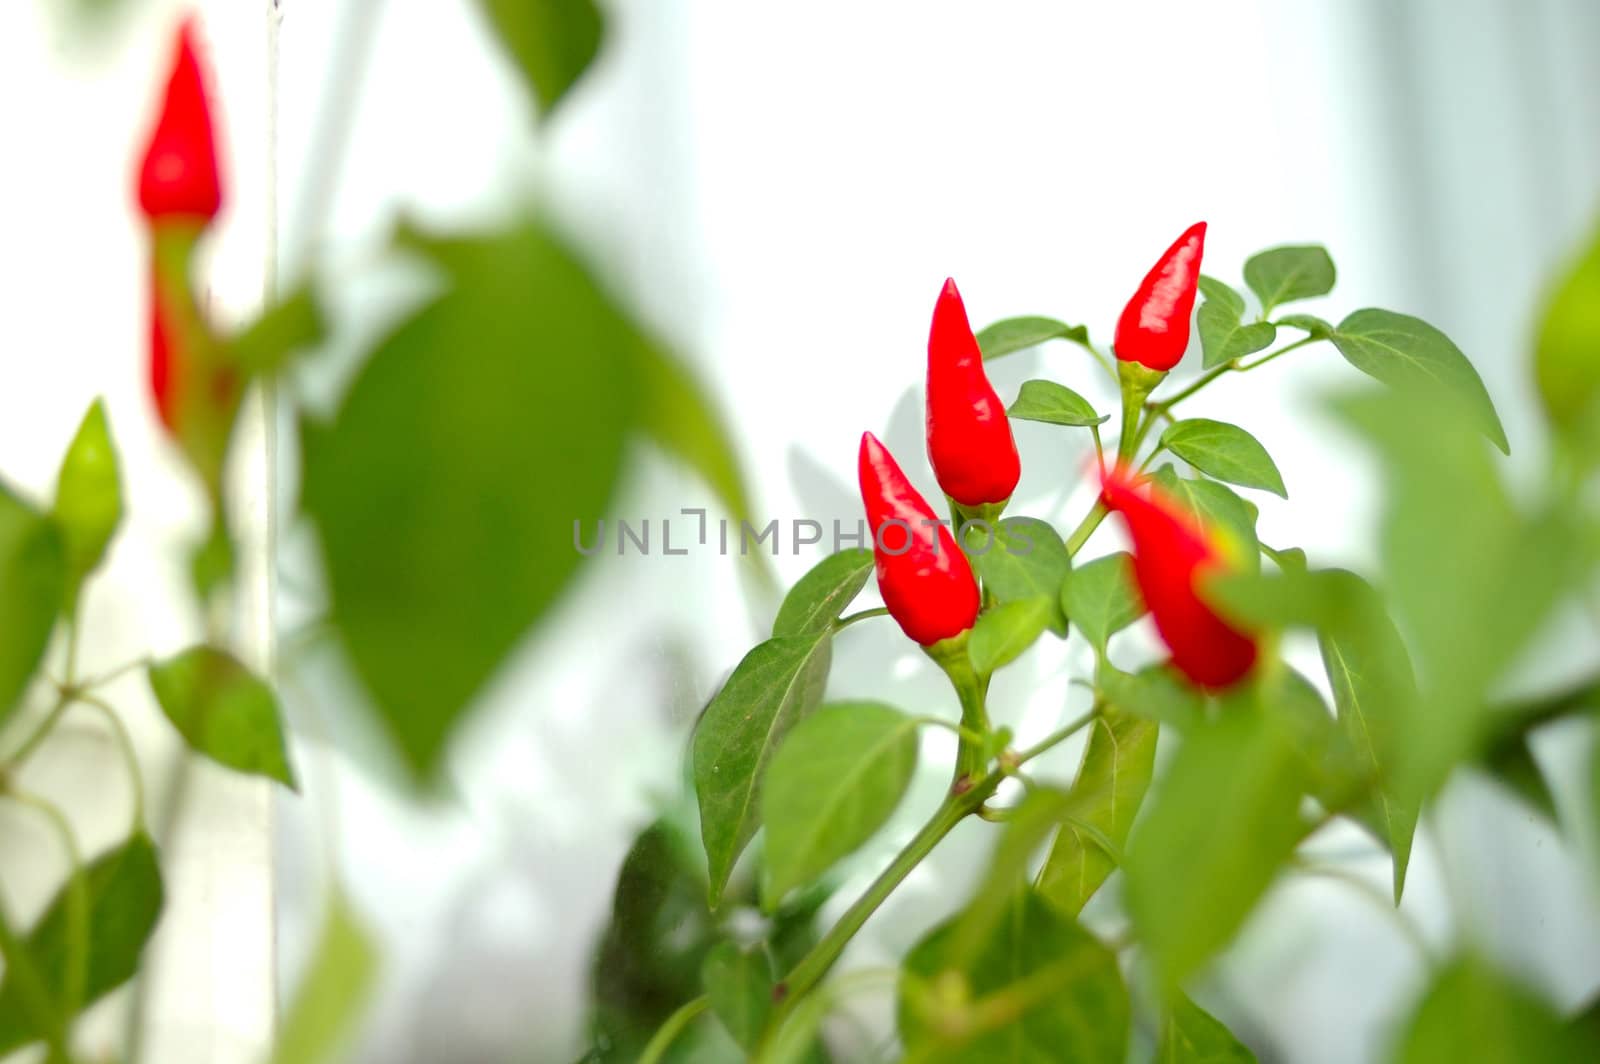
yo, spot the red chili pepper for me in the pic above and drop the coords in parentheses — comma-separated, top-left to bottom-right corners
(1113, 222, 1206, 372)
(926, 279, 1021, 508)
(148, 277, 180, 431)
(136, 16, 224, 224)
(1100, 464, 1256, 688)
(859, 432, 980, 646)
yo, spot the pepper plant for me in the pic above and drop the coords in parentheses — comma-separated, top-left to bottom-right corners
(605, 220, 1600, 1063)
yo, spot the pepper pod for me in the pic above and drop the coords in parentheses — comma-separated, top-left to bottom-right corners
(925, 278, 1021, 523)
(1113, 221, 1207, 374)
(858, 432, 980, 648)
(1100, 463, 1257, 689)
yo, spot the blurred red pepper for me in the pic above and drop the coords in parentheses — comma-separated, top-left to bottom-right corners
(926, 279, 1021, 508)
(148, 276, 180, 431)
(859, 432, 980, 646)
(1114, 222, 1206, 372)
(1101, 464, 1256, 688)
(136, 17, 224, 225)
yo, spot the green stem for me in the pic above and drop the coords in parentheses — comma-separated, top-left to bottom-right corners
(1062, 503, 1108, 557)
(1015, 707, 1099, 765)
(5, 791, 89, 1022)
(637, 996, 709, 1064)
(771, 779, 999, 1017)
(5, 695, 72, 765)
(1238, 334, 1316, 372)
(74, 695, 148, 831)
(1153, 363, 1231, 410)
(835, 607, 890, 631)
(913, 717, 988, 748)
(0, 899, 74, 1063)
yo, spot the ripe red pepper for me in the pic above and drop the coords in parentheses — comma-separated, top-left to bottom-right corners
(926, 279, 1021, 508)
(1114, 222, 1207, 372)
(136, 17, 224, 224)
(859, 432, 980, 646)
(1100, 464, 1256, 688)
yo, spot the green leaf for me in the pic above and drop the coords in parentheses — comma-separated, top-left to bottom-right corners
(701, 942, 774, 1051)
(1036, 709, 1159, 916)
(966, 517, 1073, 636)
(1157, 994, 1258, 1063)
(231, 283, 326, 374)
(1243, 245, 1336, 313)
(1533, 220, 1600, 431)
(968, 598, 1053, 675)
(761, 702, 918, 908)
(475, 0, 605, 115)
(635, 338, 755, 529)
(270, 888, 378, 1064)
(1160, 419, 1287, 498)
(148, 645, 296, 788)
(1098, 664, 1205, 732)
(1007, 380, 1108, 427)
(1267, 666, 1365, 814)
(1331, 309, 1509, 453)
(899, 888, 1128, 1063)
(0, 833, 164, 1055)
(1149, 466, 1261, 571)
(1196, 276, 1245, 317)
(771, 549, 874, 638)
(693, 632, 833, 908)
(0, 481, 65, 728)
(1125, 692, 1306, 987)
(1483, 734, 1558, 823)
(1395, 956, 1590, 1064)
(1061, 552, 1144, 653)
(304, 221, 639, 780)
(1198, 301, 1276, 370)
(1276, 313, 1334, 339)
(976, 316, 1089, 360)
(52, 399, 122, 612)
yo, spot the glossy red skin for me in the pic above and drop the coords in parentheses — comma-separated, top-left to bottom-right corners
(858, 432, 980, 646)
(1101, 466, 1257, 688)
(926, 278, 1021, 506)
(1113, 222, 1207, 372)
(137, 17, 223, 223)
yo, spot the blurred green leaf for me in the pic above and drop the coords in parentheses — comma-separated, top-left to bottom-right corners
(1149, 466, 1261, 572)
(1331, 310, 1508, 453)
(231, 284, 326, 374)
(771, 549, 874, 638)
(966, 517, 1073, 636)
(1267, 667, 1365, 814)
(1395, 956, 1589, 1064)
(968, 598, 1053, 675)
(1533, 220, 1600, 434)
(761, 702, 918, 909)
(1333, 388, 1572, 806)
(147, 645, 296, 789)
(1007, 380, 1107, 427)
(1196, 276, 1245, 317)
(1036, 709, 1158, 916)
(52, 399, 121, 614)
(1157, 994, 1258, 1063)
(1276, 313, 1335, 339)
(1098, 663, 1205, 732)
(304, 221, 639, 780)
(270, 888, 377, 1064)
(1483, 734, 1558, 823)
(701, 943, 773, 1052)
(1125, 691, 1306, 987)
(1160, 419, 1286, 498)
(976, 316, 1090, 360)
(635, 339, 755, 529)
(1243, 245, 1336, 313)
(693, 633, 832, 908)
(1198, 300, 1275, 370)
(0, 833, 163, 1055)
(1061, 551, 1144, 653)
(475, 0, 605, 115)
(899, 888, 1128, 1063)
(0, 481, 65, 728)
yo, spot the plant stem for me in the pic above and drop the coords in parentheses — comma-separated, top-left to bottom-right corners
(1237, 335, 1316, 372)
(4, 790, 89, 1021)
(1062, 503, 1107, 557)
(74, 694, 148, 831)
(770, 775, 1001, 1023)
(912, 717, 988, 748)
(637, 995, 709, 1064)
(1153, 364, 1231, 410)
(1015, 707, 1099, 765)
(4, 695, 72, 765)
(0, 898, 74, 1062)
(835, 607, 890, 631)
